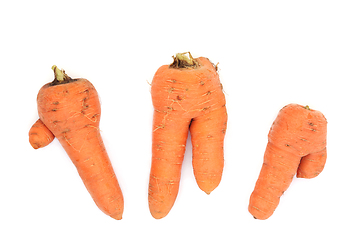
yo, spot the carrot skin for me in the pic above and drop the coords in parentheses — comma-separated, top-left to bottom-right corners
(249, 104, 327, 220)
(29, 118, 55, 149)
(37, 78, 124, 220)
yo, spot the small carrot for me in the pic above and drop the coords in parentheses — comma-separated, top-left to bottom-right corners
(148, 52, 227, 219)
(29, 118, 55, 149)
(29, 66, 124, 220)
(248, 103, 327, 220)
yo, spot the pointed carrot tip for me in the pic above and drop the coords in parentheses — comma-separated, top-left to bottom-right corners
(110, 212, 123, 220)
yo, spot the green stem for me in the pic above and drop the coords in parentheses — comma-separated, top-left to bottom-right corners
(50, 65, 74, 86)
(176, 52, 194, 65)
(51, 65, 67, 82)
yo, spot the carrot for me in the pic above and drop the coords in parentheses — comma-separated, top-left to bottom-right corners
(248, 103, 327, 220)
(29, 118, 55, 149)
(148, 52, 227, 219)
(29, 66, 124, 220)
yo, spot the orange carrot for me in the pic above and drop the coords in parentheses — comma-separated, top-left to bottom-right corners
(148, 52, 227, 219)
(249, 103, 327, 220)
(29, 118, 55, 149)
(29, 66, 124, 220)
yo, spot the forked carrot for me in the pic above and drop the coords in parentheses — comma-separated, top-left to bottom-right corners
(148, 52, 227, 219)
(29, 66, 124, 220)
(249, 103, 327, 220)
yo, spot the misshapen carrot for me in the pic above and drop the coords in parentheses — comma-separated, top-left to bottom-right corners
(249, 104, 327, 220)
(29, 66, 124, 220)
(148, 53, 227, 219)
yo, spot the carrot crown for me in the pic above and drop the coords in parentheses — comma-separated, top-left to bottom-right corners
(170, 52, 199, 69)
(50, 65, 74, 86)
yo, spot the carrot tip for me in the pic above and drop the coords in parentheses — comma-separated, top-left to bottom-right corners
(30, 143, 40, 149)
(151, 213, 166, 220)
(110, 212, 123, 220)
(297, 173, 319, 179)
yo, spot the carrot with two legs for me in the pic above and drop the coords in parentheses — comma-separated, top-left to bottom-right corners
(148, 52, 227, 219)
(249, 104, 327, 220)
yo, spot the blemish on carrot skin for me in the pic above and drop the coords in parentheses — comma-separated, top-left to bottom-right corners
(153, 124, 166, 132)
(155, 145, 163, 151)
(62, 129, 70, 134)
(200, 81, 205, 86)
(53, 101, 60, 105)
(168, 87, 175, 93)
(251, 205, 266, 213)
(80, 88, 89, 94)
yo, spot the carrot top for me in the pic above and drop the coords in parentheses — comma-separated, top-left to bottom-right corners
(50, 65, 76, 86)
(304, 105, 311, 110)
(170, 52, 199, 69)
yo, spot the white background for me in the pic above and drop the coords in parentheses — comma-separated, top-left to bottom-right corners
(1, 0, 359, 239)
